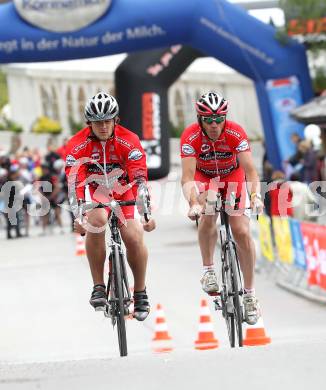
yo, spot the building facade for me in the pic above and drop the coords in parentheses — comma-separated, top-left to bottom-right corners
(4, 58, 263, 139)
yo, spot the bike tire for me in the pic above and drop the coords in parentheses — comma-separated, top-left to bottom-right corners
(112, 245, 128, 357)
(228, 244, 243, 347)
(221, 247, 236, 348)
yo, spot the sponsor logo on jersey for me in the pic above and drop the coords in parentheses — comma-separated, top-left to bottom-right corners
(72, 139, 91, 153)
(199, 151, 233, 161)
(201, 143, 210, 153)
(189, 131, 200, 142)
(91, 146, 100, 161)
(199, 168, 218, 176)
(116, 136, 132, 149)
(91, 152, 100, 161)
(236, 140, 249, 152)
(128, 149, 143, 161)
(226, 129, 241, 139)
(88, 162, 122, 174)
(199, 165, 235, 176)
(66, 154, 76, 167)
(217, 166, 236, 175)
(182, 144, 195, 155)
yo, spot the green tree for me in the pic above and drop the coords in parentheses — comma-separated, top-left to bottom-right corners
(0, 69, 8, 109)
(280, 0, 326, 20)
(278, 0, 326, 94)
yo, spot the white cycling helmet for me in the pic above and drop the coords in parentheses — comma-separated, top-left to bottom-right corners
(196, 92, 228, 116)
(84, 92, 119, 122)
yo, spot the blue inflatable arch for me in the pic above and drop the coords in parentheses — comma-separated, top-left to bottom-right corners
(0, 0, 313, 176)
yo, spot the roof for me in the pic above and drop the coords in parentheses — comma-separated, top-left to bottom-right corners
(291, 95, 326, 125)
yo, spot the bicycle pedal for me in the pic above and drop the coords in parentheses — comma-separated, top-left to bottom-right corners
(214, 299, 222, 311)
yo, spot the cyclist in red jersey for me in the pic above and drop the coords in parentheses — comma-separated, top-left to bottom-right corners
(180, 92, 264, 325)
(65, 92, 155, 321)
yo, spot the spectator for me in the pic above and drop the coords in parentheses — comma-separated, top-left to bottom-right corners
(3, 164, 24, 239)
(0, 150, 11, 171)
(0, 167, 8, 219)
(262, 142, 273, 217)
(299, 140, 318, 184)
(19, 157, 35, 237)
(268, 170, 293, 217)
(44, 145, 60, 173)
(38, 163, 63, 235)
(288, 173, 318, 222)
(288, 132, 303, 165)
(284, 132, 304, 179)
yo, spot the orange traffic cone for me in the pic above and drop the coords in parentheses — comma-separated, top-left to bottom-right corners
(243, 316, 271, 346)
(75, 234, 86, 256)
(152, 304, 173, 353)
(194, 299, 219, 350)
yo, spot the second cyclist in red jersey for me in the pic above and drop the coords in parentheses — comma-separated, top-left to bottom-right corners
(180, 92, 264, 325)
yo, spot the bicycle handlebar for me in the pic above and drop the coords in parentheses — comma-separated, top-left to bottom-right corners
(78, 197, 151, 236)
(202, 191, 262, 220)
(81, 200, 137, 212)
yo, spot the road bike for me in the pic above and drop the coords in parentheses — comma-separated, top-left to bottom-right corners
(197, 192, 245, 347)
(80, 194, 150, 357)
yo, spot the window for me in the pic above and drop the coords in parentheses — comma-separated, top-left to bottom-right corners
(51, 86, 59, 121)
(78, 87, 86, 121)
(67, 86, 73, 118)
(40, 85, 51, 118)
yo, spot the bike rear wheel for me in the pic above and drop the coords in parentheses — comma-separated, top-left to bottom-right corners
(112, 245, 128, 357)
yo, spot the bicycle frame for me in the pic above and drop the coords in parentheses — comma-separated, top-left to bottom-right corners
(80, 199, 137, 357)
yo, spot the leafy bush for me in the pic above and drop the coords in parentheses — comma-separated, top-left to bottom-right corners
(69, 116, 84, 135)
(170, 122, 184, 138)
(313, 68, 326, 94)
(0, 70, 8, 109)
(0, 118, 23, 133)
(32, 116, 62, 134)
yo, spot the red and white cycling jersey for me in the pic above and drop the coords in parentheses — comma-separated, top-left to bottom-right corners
(64, 125, 147, 207)
(180, 120, 250, 179)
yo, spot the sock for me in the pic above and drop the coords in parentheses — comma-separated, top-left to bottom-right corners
(134, 288, 146, 294)
(244, 288, 255, 295)
(94, 284, 105, 289)
(203, 265, 215, 273)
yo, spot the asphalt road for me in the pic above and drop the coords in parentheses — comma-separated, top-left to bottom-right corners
(1, 168, 326, 390)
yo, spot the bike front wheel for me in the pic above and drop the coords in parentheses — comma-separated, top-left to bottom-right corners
(228, 243, 243, 347)
(221, 254, 236, 348)
(112, 245, 128, 357)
